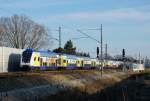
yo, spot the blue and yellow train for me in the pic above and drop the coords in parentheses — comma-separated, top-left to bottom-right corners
(20, 49, 101, 70)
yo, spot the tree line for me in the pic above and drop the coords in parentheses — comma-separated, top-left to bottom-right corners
(53, 40, 90, 57)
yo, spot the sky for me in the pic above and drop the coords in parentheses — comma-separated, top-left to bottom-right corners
(0, 0, 150, 58)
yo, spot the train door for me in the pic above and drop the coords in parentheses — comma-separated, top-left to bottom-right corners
(63, 59, 67, 67)
(81, 60, 84, 67)
(40, 58, 43, 66)
(54, 58, 57, 66)
(56, 58, 61, 67)
(76, 60, 79, 67)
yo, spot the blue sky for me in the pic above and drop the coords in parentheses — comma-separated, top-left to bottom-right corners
(0, 0, 150, 58)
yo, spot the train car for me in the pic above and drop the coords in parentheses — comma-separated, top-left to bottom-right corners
(82, 57, 92, 69)
(65, 55, 77, 69)
(20, 49, 107, 70)
(38, 50, 59, 70)
(21, 49, 61, 70)
(63, 54, 84, 69)
(130, 63, 145, 72)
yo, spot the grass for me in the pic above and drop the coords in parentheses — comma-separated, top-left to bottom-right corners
(43, 71, 150, 101)
(0, 70, 123, 92)
(3, 70, 147, 101)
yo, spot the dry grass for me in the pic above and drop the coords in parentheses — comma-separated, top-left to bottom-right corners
(0, 70, 129, 94)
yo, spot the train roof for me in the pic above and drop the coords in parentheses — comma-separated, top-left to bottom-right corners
(23, 49, 95, 59)
(23, 49, 58, 57)
(63, 54, 93, 60)
(63, 54, 79, 60)
(38, 51, 58, 57)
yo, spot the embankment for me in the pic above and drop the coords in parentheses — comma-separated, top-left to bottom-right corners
(0, 70, 137, 101)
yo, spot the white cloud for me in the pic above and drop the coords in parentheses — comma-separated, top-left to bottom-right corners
(46, 8, 150, 23)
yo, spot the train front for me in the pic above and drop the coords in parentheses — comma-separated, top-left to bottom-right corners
(20, 49, 34, 69)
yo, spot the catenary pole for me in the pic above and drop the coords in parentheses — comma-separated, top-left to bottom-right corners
(105, 43, 108, 67)
(100, 24, 103, 77)
(59, 27, 61, 48)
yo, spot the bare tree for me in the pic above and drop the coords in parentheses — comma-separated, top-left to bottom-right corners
(0, 15, 52, 49)
(0, 24, 4, 46)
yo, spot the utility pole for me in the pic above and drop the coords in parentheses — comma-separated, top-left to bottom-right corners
(58, 27, 62, 68)
(59, 27, 61, 48)
(105, 43, 108, 67)
(139, 52, 141, 64)
(100, 24, 103, 77)
(122, 49, 126, 71)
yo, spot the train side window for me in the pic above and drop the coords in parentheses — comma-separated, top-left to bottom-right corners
(45, 62, 47, 66)
(34, 57, 36, 61)
(58, 59, 61, 64)
(38, 57, 40, 61)
(43, 62, 47, 66)
(63, 60, 66, 63)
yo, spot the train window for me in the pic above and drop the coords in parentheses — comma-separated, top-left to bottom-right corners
(22, 50, 32, 62)
(63, 60, 66, 63)
(43, 62, 47, 66)
(38, 57, 40, 61)
(45, 62, 47, 66)
(58, 59, 61, 64)
(34, 57, 36, 61)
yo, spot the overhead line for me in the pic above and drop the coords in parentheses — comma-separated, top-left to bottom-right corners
(76, 29, 100, 43)
(71, 37, 89, 40)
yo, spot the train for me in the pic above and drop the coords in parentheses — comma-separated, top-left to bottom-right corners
(20, 49, 145, 71)
(20, 49, 114, 70)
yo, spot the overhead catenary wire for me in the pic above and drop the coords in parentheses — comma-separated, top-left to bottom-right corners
(76, 29, 100, 43)
(71, 36, 89, 40)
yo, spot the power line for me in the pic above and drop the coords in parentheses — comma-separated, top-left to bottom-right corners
(76, 29, 100, 43)
(71, 37, 89, 40)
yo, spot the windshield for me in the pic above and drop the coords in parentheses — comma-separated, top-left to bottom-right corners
(22, 50, 32, 63)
